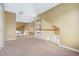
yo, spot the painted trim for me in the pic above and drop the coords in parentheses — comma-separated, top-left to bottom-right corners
(56, 36, 79, 52)
(5, 9, 16, 14)
(59, 44, 79, 53)
(57, 38, 79, 52)
(4, 38, 16, 41)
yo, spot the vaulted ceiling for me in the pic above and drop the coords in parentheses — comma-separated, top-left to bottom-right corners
(5, 3, 59, 23)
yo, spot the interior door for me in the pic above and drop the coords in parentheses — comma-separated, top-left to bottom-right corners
(0, 4, 4, 50)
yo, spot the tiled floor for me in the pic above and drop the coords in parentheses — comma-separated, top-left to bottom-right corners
(0, 37, 79, 56)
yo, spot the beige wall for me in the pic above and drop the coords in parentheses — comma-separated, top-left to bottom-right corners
(4, 11, 16, 41)
(41, 19, 54, 29)
(38, 4, 79, 50)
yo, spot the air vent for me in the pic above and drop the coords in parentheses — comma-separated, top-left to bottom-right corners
(19, 11, 24, 15)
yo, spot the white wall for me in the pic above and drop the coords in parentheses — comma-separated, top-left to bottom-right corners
(0, 4, 4, 50)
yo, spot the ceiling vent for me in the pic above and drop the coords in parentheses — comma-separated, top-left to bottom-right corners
(19, 11, 24, 15)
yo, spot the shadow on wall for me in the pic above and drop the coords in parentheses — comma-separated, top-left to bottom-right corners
(52, 25, 60, 35)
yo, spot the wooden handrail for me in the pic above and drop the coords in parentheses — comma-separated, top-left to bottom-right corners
(40, 29, 59, 31)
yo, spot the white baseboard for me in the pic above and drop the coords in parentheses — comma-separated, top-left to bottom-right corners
(4, 38, 16, 41)
(59, 44, 79, 53)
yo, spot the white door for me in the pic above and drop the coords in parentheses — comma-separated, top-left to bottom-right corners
(0, 4, 4, 50)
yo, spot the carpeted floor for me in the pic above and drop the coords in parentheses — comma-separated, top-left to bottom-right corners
(0, 37, 79, 56)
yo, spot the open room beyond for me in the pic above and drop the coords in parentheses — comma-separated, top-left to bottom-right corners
(0, 3, 79, 56)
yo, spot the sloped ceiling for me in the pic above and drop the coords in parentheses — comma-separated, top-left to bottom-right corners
(5, 3, 59, 23)
(34, 3, 59, 15)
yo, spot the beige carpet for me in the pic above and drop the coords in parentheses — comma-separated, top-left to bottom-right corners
(0, 37, 79, 56)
